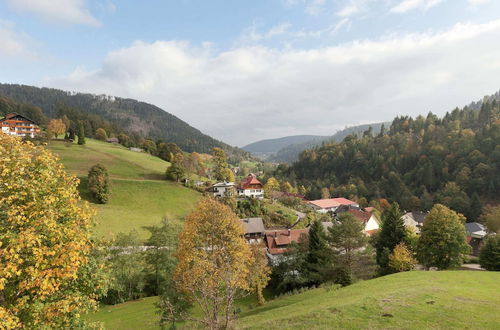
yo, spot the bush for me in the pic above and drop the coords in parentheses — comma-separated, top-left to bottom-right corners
(88, 164, 110, 204)
(389, 243, 416, 272)
(95, 128, 108, 141)
(479, 236, 500, 271)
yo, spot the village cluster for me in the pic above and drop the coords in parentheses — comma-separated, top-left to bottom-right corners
(211, 173, 488, 263)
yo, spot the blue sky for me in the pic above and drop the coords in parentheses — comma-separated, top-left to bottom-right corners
(1, 0, 500, 146)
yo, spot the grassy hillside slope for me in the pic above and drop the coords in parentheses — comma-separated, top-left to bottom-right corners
(239, 271, 499, 329)
(47, 139, 201, 239)
(86, 271, 500, 329)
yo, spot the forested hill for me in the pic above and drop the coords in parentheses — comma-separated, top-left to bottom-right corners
(0, 84, 246, 156)
(268, 122, 387, 163)
(281, 97, 500, 222)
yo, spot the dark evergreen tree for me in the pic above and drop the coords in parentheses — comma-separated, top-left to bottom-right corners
(479, 236, 500, 271)
(375, 202, 406, 274)
(306, 220, 331, 285)
(87, 164, 110, 204)
(77, 121, 86, 145)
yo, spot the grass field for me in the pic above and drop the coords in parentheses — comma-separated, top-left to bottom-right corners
(85, 271, 500, 329)
(47, 139, 201, 239)
(48, 139, 168, 180)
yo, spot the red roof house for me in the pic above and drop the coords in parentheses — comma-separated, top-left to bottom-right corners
(237, 174, 264, 198)
(265, 228, 309, 255)
(308, 197, 358, 213)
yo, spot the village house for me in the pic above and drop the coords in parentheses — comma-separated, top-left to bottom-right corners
(402, 211, 428, 234)
(465, 222, 488, 255)
(240, 217, 266, 244)
(308, 197, 359, 213)
(237, 174, 264, 199)
(106, 137, 119, 144)
(211, 181, 236, 198)
(331, 208, 380, 236)
(0, 113, 40, 138)
(265, 228, 309, 264)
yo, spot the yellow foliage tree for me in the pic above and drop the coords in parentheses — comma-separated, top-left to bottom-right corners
(174, 198, 253, 329)
(47, 118, 67, 138)
(0, 133, 103, 329)
(389, 243, 417, 272)
(247, 244, 271, 306)
(264, 177, 280, 198)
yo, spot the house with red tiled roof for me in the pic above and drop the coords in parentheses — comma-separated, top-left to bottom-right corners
(308, 197, 359, 213)
(237, 174, 264, 199)
(264, 228, 309, 264)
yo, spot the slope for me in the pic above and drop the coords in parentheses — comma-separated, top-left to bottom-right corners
(238, 271, 499, 329)
(0, 83, 246, 155)
(47, 139, 201, 239)
(85, 271, 500, 329)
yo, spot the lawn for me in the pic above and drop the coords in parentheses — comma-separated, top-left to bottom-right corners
(238, 271, 500, 329)
(47, 139, 169, 180)
(46, 139, 201, 240)
(78, 178, 201, 240)
(85, 271, 500, 329)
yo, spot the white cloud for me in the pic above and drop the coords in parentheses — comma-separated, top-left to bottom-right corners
(6, 0, 101, 27)
(337, 4, 360, 17)
(468, 0, 490, 6)
(46, 20, 500, 146)
(390, 0, 445, 13)
(0, 20, 37, 57)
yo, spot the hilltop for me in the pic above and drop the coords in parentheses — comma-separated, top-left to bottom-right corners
(47, 139, 201, 239)
(244, 123, 387, 162)
(86, 270, 500, 329)
(0, 84, 247, 156)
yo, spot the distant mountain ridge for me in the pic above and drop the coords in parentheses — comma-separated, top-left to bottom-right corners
(0, 84, 247, 157)
(245, 122, 388, 163)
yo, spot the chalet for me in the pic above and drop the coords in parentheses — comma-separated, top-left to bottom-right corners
(308, 197, 359, 213)
(106, 137, 119, 144)
(0, 113, 40, 138)
(211, 181, 236, 198)
(402, 211, 428, 234)
(265, 228, 309, 264)
(330, 208, 380, 236)
(465, 222, 488, 256)
(237, 174, 264, 199)
(240, 217, 266, 244)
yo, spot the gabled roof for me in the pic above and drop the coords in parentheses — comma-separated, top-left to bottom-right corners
(2, 112, 38, 124)
(309, 197, 357, 209)
(212, 181, 235, 187)
(465, 222, 487, 238)
(240, 217, 265, 235)
(238, 174, 263, 190)
(403, 211, 427, 224)
(265, 229, 309, 255)
(346, 209, 372, 224)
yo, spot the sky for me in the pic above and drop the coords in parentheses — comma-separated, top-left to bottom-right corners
(1, 0, 500, 146)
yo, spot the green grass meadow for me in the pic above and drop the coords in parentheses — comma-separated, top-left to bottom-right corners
(86, 271, 500, 329)
(47, 139, 201, 239)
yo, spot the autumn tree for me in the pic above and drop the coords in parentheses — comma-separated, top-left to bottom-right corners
(321, 187, 331, 199)
(480, 205, 500, 234)
(0, 134, 106, 328)
(47, 118, 66, 138)
(165, 153, 186, 182)
(95, 128, 108, 141)
(417, 204, 471, 270)
(388, 243, 416, 272)
(174, 198, 253, 329)
(212, 147, 230, 181)
(88, 163, 110, 204)
(77, 121, 86, 145)
(247, 244, 271, 306)
(264, 177, 280, 198)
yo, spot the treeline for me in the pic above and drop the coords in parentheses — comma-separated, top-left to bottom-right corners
(277, 100, 500, 221)
(0, 83, 249, 159)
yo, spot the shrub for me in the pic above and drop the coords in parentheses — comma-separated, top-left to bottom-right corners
(479, 236, 500, 271)
(95, 128, 108, 141)
(88, 164, 110, 204)
(389, 243, 416, 272)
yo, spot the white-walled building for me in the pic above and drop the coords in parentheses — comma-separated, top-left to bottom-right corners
(211, 181, 236, 198)
(237, 174, 264, 199)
